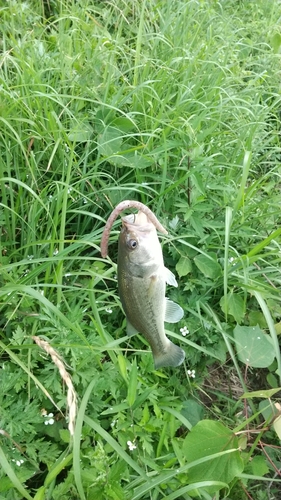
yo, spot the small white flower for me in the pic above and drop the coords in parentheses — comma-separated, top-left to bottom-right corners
(53, 249, 58, 256)
(16, 459, 24, 466)
(127, 440, 137, 451)
(106, 307, 113, 314)
(180, 326, 189, 336)
(44, 412, 55, 425)
(187, 369, 196, 378)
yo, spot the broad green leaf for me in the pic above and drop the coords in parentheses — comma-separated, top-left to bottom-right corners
(248, 310, 267, 328)
(220, 293, 245, 323)
(114, 151, 153, 169)
(59, 429, 70, 443)
(233, 325, 275, 368)
(176, 256, 192, 277)
(181, 399, 204, 427)
(112, 117, 135, 132)
(182, 420, 243, 492)
(228, 293, 245, 323)
(242, 387, 281, 399)
(194, 252, 221, 279)
(250, 455, 269, 476)
(267, 372, 279, 388)
(97, 126, 123, 157)
(68, 122, 93, 142)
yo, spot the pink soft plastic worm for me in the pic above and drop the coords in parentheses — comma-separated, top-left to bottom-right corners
(100, 200, 168, 257)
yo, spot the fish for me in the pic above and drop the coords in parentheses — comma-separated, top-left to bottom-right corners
(117, 210, 185, 369)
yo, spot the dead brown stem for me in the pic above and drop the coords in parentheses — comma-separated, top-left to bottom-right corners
(32, 336, 77, 436)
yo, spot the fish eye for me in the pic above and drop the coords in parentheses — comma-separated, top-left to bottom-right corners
(128, 239, 138, 250)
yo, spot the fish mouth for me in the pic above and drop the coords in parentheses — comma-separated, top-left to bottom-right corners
(122, 210, 152, 229)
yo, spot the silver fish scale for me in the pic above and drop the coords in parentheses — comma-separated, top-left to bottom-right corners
(118, 264, 166, 343)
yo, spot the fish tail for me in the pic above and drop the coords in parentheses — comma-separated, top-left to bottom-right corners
(153, 341, 185, 369)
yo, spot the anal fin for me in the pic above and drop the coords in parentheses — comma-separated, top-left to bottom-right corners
(164, 298, 184, 323)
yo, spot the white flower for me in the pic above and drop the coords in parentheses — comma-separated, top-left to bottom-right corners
(180, 326, 189, 336)
(187, 369, 196, 379)
(44, 412, 55, 425)
(12, 459, 24, 466)
(127, 440, 137, 451)
(106, 307, 113, 314)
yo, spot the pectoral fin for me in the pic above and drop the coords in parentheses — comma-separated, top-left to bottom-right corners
(164, 298, 184, 323)
(126, 320, 139, 337)
(164, 267, 178, 287)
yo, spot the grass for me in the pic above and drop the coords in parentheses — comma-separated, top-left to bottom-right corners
(0, 0, 281, 498)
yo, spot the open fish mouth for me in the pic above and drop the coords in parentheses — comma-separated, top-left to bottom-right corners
(122, 211, 150, 227)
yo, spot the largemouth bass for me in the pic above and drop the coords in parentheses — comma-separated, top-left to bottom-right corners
(118, 210, 185, 369)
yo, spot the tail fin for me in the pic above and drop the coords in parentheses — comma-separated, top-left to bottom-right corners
(153, 340, 185, 369)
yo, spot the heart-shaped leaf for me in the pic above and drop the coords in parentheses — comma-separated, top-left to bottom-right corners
(194, 252, 221, 279)
(182, 420, 243, 494)
(233, 325, 275, 368)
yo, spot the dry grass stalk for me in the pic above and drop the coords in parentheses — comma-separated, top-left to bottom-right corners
(32, 336, 77, 435)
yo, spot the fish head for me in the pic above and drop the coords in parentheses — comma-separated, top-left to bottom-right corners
(118, 210, 164, 268)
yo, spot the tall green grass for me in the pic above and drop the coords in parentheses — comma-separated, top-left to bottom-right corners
(0, 0, 281, 498)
